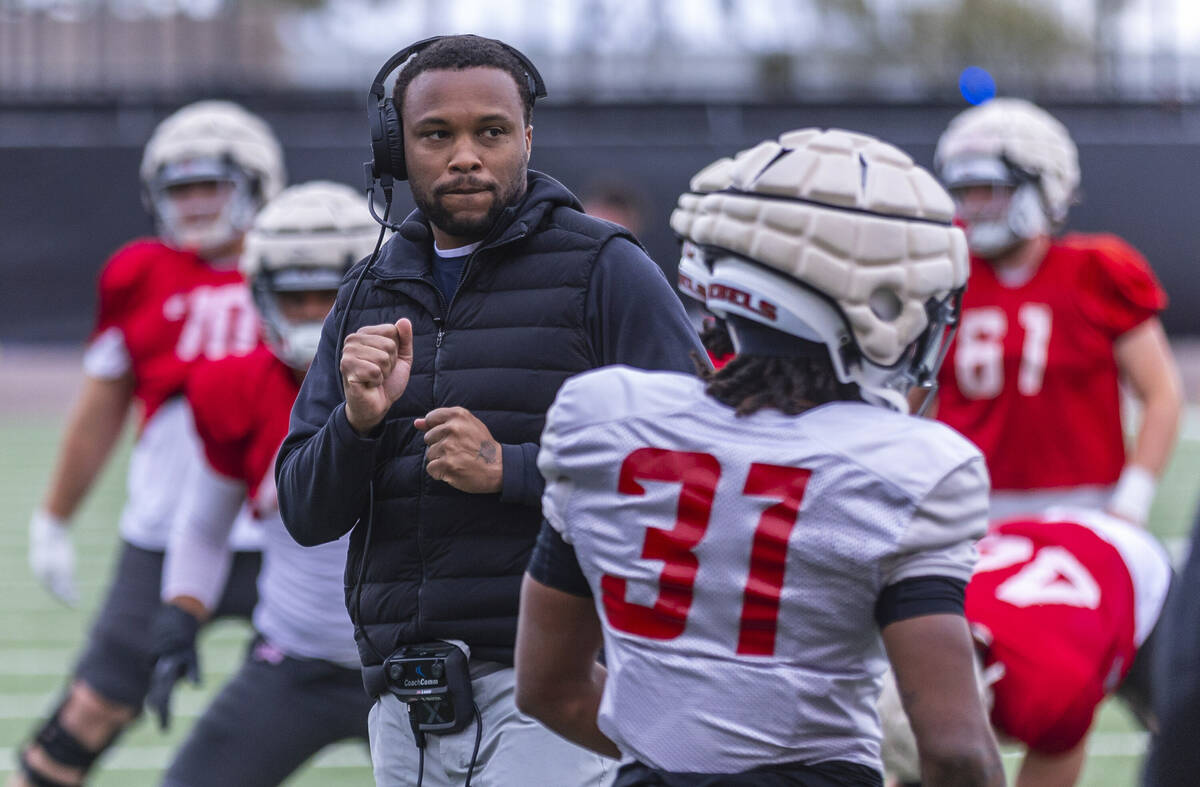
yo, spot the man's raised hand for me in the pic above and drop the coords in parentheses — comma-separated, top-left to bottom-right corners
(341, 318, 413, 435)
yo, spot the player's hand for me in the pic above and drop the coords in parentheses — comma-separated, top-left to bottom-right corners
(146, 604, 202, 731)
(415, 407, 503, 494)
(340, 318, 414, 436)
(28, 509, 78, 606)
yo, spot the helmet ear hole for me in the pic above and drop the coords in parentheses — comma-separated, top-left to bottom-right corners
(868, 288, 903, 322)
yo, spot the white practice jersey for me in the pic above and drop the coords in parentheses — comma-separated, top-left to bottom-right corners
(539, 367, 989, 774)
(255, 510, 359, 667)
(119, 397, 260, 551)
(164, 458, 359, 667)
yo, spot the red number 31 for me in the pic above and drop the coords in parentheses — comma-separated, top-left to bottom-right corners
(600, 447, 811, 657)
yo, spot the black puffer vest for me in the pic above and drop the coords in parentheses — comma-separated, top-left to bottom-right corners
(345, 171, 632, 666)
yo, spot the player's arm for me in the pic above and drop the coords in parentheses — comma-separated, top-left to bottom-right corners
(30, 371, 135, 605)
(1013, 738, 1087, 787)
(41, 372, 135, 520)
(514, 574, 616, 757)
(883, 613, 1004, 787)
(514, 522, 620, 759)
(1111, 317, 1182, 524)
(878, 450, 1002, 785)
(147, 459, 246, 729)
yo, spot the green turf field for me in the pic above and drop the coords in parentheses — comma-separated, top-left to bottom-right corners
(2, 414, 1198, 786)
(0, 417, 372, 785)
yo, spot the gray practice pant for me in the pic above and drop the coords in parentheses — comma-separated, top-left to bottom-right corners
(162, 636, 371, 787)
(368, 663, 616, 787)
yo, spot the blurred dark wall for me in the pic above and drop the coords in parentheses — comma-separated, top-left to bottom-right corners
(4, 97, 1200, 342)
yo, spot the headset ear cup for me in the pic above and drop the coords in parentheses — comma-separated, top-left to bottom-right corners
(382, 99, 408, 181)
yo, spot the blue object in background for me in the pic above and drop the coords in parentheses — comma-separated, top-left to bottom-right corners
(959, 67, 997, 105)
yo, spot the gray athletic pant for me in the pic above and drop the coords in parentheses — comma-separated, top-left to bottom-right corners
(368, 663, 615, 787)
(75, 541, 260, 707)
(162, 636, 371, 786)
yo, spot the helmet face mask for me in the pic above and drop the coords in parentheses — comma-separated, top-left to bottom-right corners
(935, 98, 1079, 257)
(141, 101, 285, 259)
(707, 253, 962, 413)
(942, 154, 1051, 259)
(148, 158, 259, 257)
(251, 274, 341, 370)
(240, 181, 381, 370)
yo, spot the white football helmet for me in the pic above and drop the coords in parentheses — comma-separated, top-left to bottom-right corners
(935, 98, 1079, 258)
(686, 128, 969, 412)
(141, 101, 286, 257)
(241, 181, 379, 369)
(670, 156, 735, 305)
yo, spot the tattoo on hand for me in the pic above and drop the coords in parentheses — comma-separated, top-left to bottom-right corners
(477, 441, 498, 464)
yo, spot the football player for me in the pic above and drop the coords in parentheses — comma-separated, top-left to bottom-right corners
(932, 98, 1182, 525)
(880, 507, 1171, 787)
(146, 181, 379, 786)
(513, 129, 1005, 786)
(17, 101, 283, 787)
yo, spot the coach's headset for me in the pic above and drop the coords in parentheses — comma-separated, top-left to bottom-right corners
(363, 33, 548, 231)
(339, 37, 547, 786)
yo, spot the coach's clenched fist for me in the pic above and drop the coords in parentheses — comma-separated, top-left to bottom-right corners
(341, 318, 413, 435)
(415, 407, 503, 494)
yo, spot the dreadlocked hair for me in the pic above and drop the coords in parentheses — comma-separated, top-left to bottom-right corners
(703, 353, 863, 417)
(699, 317, 734, 359)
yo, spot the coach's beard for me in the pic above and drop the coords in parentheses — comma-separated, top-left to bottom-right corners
(418, 175, 526, 243)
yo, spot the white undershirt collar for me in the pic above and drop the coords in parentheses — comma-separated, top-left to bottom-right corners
(434, 240, 482, 259)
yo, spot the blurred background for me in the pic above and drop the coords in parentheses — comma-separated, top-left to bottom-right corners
(3, 1, 1200, 784)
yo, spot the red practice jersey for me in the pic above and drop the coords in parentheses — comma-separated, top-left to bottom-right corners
(937, 234, 1165, 492)
(92, 239, 260, 426)
(186, 345, 299, 506)
(967, 511, 1168, 754)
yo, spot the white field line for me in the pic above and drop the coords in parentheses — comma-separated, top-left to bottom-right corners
(0, 741, 371, 772)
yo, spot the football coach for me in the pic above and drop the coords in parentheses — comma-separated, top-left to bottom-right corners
(275, 34, 703, 787)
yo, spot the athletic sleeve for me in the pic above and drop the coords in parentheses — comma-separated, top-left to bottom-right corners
(1076, 235, 1167, 338)
(161, 459, 246, 611)
(874, 576, 967, 627)
(527, 520, 592, 597)
(879, 454, 989, 586)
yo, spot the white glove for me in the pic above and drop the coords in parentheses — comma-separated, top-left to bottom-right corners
(29, 509, 78, 606)
(1108, 465, 1157, 528)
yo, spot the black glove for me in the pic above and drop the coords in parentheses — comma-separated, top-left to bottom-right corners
(145, 604, 201, 730)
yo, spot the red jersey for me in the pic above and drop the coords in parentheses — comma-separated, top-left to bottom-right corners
(967, 515, 1142, 754)
(186, 346, 299, 505)
(92, 239, 260, 426)
(936, 234, 1165, 492)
